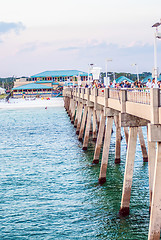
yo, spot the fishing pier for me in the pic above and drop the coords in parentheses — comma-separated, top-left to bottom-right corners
(63, 86, 161, 240)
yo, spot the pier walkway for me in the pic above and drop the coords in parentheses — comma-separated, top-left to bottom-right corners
(63, 87, 161, 240)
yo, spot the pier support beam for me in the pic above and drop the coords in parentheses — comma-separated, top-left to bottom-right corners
(92, 109, 97, 141)
(148, 142, 161, 240)
(68, 98, 72, 117)
(148, 140, 156, 213)
(78, 105, 88, 142)
(124, 127, 129, 147)
(119, 127, 138, 216)
(70, 100, 76, 124)
(76, 103, 83, 135)
(138, 127, 148, 162)
(99, 117, 114, 184)
(96, 110, 100, 130)
(82, 107, 92, 150)
(115, 115, 121, 164)
(65, 97, 70, 112)
(74, 102, 79, 127)
(93, 111, 106, 164)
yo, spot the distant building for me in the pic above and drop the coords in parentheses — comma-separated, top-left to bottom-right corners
(30, 70, 90, 86)
(12, 70, 90, 98)
(12, 83, 53, 98)
(141, 74, 161, 83)
(115, 76, 134, 84)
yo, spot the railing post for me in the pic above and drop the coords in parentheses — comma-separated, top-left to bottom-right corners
(94, 88, 98, 110)
(80, 87, 84, 99)
(104, 88, 109, 108)
(150, 88, 160, 124)
(70, 88, 73, 100)
(121, 89, 127, 113)
(78, 87, 80, 99)
(86, 88, 94, 107)
(75, 88, 77, 100)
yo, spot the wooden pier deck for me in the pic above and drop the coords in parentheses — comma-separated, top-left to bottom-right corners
(63, 87, 161, 240)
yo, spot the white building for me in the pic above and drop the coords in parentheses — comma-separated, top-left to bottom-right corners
(0, 87, 6, 95)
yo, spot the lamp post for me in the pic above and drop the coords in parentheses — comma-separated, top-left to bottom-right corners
(152, 20, 161, 88)
(88, 63, 94, 85)
(73, 76, 74, 88)
(78, 72, 83, 87)
(131, 63, 139, 82)
(113, 72, 116, 85)
(104, 59, 112, 87)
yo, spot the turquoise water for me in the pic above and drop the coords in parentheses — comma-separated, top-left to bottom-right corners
(0, 106, 150, 239)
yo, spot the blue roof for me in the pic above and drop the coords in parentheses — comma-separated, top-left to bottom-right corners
(31, 70, 88, 78)
(141, 75, 152, 83)
(141, 75, 161, 83)
(115, 76, 134, 83)
(13, 83, 52, 90)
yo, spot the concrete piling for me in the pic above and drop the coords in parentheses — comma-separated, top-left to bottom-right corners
(82, 107, 92, 150)
(70, 100, 76, 124)
(92, 109, 97, 141)
(98, 117, 114, 184)
(76, 103, 83, 135)
(119, 127, 138, 216)
(138, 127, 148, 162)
(96, 110, 100, 130)
(78, 105, 88, 142)
(74, 102, 79, 127)
(148, 142, 161, 240)
(115, 115, 121, 164)
(93, 111, 106, 164)
(148, 140, 156, 213)
(124, 127, 129, 146)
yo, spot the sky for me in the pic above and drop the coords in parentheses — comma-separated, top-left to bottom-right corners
(0, 0, 161, 77)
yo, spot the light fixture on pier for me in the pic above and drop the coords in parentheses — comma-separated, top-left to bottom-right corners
(152, 19, 161, 88)
(77, 72, 83, 87)
(104, 59, 112, 87)
(88, 63, 94, 85)
(131, 63, 139, 82)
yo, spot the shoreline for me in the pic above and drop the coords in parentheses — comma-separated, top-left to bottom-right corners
(0, 97, 64, 109)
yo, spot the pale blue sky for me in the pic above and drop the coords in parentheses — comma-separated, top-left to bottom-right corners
(0, 0, 161, 77)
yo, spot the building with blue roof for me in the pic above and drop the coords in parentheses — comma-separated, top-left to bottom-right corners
(12, 69, 90, 98)
(115, 76, 134, 84)
(30, 70, 89, 83)
(12, 83, 54, 98)
(141, 75, 161, 83)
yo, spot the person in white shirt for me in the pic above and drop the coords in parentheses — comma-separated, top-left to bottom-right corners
(146, 78, 152, 88)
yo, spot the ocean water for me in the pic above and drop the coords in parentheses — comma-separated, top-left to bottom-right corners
(0, 105, 150, 239)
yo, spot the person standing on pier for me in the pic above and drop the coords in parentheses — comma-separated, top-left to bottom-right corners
(146, 78, 152, 88)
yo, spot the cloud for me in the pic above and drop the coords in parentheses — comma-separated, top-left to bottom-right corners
(0, 21, 25, 35)
(58, 46, 80, 51)
(17, 41, 55, 54)
(55, 40, 158, 73)
(18, 42, 38, 54)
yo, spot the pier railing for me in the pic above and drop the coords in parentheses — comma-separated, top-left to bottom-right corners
(109, 89, 121, 100)
(64, 87, 161, 108)
(126, 89, 151, 105)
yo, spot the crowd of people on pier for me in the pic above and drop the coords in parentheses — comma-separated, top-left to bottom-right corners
(82, 78, 161, 89)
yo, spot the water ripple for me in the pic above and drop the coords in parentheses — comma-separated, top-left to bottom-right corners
(0, 107, 149, 239)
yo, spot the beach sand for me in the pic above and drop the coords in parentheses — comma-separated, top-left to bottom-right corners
(0, 97, 64, 109)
